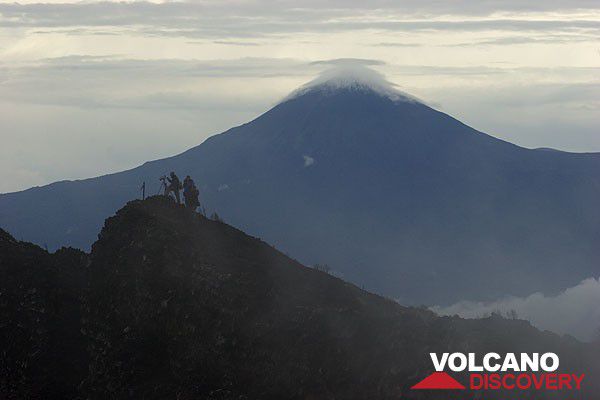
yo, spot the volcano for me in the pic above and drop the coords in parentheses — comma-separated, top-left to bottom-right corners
(1, 67, 599, 304)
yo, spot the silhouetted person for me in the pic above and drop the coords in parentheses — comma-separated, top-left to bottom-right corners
(166, 171, 181, 204)
(183, 175, 200, 210)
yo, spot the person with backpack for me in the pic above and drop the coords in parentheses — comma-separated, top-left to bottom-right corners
(183, 175, 200, 211)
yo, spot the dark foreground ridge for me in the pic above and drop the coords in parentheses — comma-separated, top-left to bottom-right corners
(1, 196, 599, 399)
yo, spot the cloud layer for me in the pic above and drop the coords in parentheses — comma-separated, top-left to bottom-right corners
(433, 277, 600, 342)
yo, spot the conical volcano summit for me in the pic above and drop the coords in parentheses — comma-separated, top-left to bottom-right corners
(1, 66, 599, 304)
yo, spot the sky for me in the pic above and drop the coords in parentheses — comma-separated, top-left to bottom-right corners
(0, 0, 599, 193)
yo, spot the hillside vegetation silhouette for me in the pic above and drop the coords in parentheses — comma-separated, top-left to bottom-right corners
(1, 196, 598, 399)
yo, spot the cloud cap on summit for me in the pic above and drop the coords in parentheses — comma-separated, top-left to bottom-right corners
(284, 63, 422, 104)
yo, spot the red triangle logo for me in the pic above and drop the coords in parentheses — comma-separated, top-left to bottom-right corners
(411, 372, 466, 390)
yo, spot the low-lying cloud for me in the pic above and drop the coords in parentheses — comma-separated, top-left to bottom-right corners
(432, 277, 600, 342)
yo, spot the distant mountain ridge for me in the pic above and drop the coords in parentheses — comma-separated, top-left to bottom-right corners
(1, 69, 599, 304)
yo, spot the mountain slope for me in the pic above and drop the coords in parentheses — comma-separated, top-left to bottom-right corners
(2, 196, 598, 399)
(1, 71, 599, 304)
(0, 230, 87, 399)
